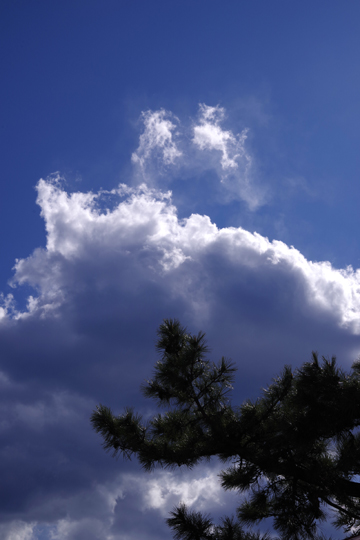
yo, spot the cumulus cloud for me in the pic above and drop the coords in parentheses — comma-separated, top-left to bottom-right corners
(0, 466, 229, 540)
(5, 177, 360, 333)
(0, 293, 17, 320)
(0, 171, 360, 538)
(125, 468, 224, 514)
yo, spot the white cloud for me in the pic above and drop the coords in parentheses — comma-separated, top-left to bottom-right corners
(0, 293, 17, 320)
(5, 177, 360, 334)
(128, 105, 265, 209)
(131, 109, 182, 178)
(2, 468, 227, 540)
(192, 104, 264, 208)
(193, 104, 247, 171)
(120, 468, 223, 515)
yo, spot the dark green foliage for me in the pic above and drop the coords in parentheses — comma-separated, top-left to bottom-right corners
(166, 505, 271, 540)
(91, 319, 360, 540)
(167, 503, 213, 540)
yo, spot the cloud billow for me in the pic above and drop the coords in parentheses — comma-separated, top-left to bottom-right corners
(0, 109, 360, 539)
(5, 176, 360, 334)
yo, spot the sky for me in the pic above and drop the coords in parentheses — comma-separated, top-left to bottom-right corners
(1, 1, 360, 539)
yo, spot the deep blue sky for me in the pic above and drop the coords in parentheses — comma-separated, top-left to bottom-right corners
(1, 2, 360, 539)
(2, 0, 360, 283)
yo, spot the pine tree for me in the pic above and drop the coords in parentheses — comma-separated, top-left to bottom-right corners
(91, 319, 360, 540)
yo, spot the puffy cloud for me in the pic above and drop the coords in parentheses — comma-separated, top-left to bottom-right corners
(0, 171, 360, 538)
(0, 438, 231, 539)
(6, 177, 360, 334)
(125, 468, 224, 514)
(0, 293, 17, 320)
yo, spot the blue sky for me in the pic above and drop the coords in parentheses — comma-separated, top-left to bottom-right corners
(1, 1, 360, 539)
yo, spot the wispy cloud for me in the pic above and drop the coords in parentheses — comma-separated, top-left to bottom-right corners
(193, 104, 265, 209)
(130, 104, 266, 209)
(131, 109, 182, 180)
(193, 104, 249, 171)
